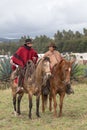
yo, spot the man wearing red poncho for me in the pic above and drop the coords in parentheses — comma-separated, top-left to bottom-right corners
(10, 38, 38, 93)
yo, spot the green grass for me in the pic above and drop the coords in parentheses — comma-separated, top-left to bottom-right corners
(78, 64, 87, 76)
(0, 83, 87, 130)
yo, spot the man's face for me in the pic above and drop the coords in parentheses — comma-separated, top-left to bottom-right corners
(27, 43, 33, 47)
(49, 46, 54, 52)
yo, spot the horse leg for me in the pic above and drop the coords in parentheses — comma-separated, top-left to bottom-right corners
(52, 92, 57, 117)
(42, 93, 48, 113)
(17, 93, 24, 115)
(41, 93, 45, 113)
(13, 95, 17, 116)
(49, 92, 52, 111)
(59, 92, 65, 117)
(36, 94, 40, 117)
(28, 93, 32, 119)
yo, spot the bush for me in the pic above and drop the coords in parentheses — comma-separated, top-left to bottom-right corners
(71, 63, 82, 80)
(0, 57, 12, 82)
(84, 68, 87, 77)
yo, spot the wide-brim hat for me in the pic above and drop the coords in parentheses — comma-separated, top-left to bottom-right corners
(48, 42, 57, 48)
(25, 38, 33, 44)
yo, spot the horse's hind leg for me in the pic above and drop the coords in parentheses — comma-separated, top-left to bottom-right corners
(17, 93, 24, 115)
(36, 95, 40, 117)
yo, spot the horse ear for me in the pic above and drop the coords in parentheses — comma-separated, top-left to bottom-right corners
(70, 58, 76, 65)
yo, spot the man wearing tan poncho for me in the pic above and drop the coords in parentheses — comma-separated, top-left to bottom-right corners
(43, 42, 74, 95)
(44, 42, 62, 69)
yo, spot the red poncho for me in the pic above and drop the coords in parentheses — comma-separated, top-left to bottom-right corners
(11, 45, 38, 70)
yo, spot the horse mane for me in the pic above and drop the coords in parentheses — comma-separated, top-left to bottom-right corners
(36, 57, 50, 73)
(25, 60, 35, 80)
(36, 58, 42, 68)
(36, 57, 50, 67)
(52, 59, 67, 79)
(35, 58, 44, 84)
(52, 59, 63, 73)
(34, 57, 50, 85)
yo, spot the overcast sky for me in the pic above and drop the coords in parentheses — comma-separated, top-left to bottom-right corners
(0, 0, 87, 38)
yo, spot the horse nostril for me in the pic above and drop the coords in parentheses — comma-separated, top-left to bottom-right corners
(46, 74, 51, 78)
(66, 82, 71, 87)
(65, 81, 70, 86)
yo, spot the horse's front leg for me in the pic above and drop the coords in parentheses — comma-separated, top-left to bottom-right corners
(59, 92, 65, 117)
(52, 91, 57, 117)
(49, 92, 52, 111)
(41, 93, 45, 113)
(17, 93, 24, 115)
(36, 94, 40, 117)
(28, 93, 33, 119)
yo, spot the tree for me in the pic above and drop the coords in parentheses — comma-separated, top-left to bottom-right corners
(83, 28, 87, 36)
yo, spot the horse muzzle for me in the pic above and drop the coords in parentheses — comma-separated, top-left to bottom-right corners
(46, 72, 52, 79)
(63, 80, 71, 86)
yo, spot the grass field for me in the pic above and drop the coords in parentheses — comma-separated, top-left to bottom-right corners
(0, 83, 87, 130)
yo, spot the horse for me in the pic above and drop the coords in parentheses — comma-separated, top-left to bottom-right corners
(41, 59, 74, 117)
(10, 57, 51, 119)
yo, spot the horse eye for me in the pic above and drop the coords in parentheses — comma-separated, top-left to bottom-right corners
(65, 69, 68, 71)
(44, 63, 47, 66)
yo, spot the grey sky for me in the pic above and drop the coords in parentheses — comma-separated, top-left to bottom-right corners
(0, 0, 87, 38)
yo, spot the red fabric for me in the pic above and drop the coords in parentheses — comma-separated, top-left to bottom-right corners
(12, 65, 16, 70)
(14, 77, 24, 84)
(14, 78, 18, 84)
(11, 45, 38, 70)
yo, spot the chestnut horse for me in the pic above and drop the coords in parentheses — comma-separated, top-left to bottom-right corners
(42, 59, 74, 117)
(10, 57, 51, 119)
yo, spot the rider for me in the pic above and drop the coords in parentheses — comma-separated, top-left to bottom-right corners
(10, 38, 38, 93)
(44, 42, 74, 95)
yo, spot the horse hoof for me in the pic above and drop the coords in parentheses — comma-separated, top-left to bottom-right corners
(37, 115, 41, 118)
(58, 114, 62, 117)
(49, 108, 52, 111)
(53, 114, 57, 118)
(17, 113, 21, 116)
(36, 113, 41, 118)
(29, 117, 32, 119)
(14, 111, 17, 116)
(29, 115, 32, 119)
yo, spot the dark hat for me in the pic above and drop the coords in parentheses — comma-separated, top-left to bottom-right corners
(25, 38, 33, 44)
(48, 42, 57, 48)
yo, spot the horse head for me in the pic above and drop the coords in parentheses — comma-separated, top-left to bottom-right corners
(57, 59, 75, 86)
(41, 57, 52, 79)
(36, 57, 51, 86)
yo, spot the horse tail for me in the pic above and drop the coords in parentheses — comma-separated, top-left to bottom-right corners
(42, 79, 50, 107)
(43, 94, 48, 108)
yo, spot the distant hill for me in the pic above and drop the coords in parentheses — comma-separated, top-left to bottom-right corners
(0, 38, 19, 43)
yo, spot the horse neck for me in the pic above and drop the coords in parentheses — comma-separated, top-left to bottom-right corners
(34, 60, 43, 84)
(24, 64, 35, 81)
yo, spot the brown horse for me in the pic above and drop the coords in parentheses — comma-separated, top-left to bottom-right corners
(10, 57, 51, 119)
(42, 59, 74, 117)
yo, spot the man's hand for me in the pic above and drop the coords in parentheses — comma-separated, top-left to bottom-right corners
(32, 57, 36, 61)
(10, 59, 18, 68)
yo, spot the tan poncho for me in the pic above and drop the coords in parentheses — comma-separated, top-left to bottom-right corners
(44, 50, 62, 68)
